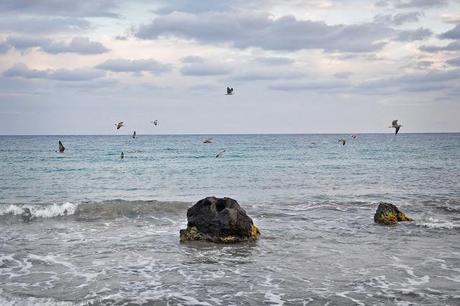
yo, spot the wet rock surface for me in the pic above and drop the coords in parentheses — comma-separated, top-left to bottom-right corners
(374, 202, 413, 225)
(180, 197, 260, 243)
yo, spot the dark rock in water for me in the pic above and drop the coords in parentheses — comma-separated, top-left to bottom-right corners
(21, 208, 32, 223)
(374, 202, 412, 225)
(180, 197, 260, 243)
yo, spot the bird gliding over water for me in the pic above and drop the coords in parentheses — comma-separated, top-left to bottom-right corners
(390, 120, 402, 135)
(115, 122, 124, 130)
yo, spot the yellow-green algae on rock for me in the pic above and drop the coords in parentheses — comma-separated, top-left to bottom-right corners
(179, 197, 261, 243)
(374, 202, 413, 225)
(180, 224, 260, 243)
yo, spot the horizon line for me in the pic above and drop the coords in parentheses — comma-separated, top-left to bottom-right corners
(1, 132, 459, 136)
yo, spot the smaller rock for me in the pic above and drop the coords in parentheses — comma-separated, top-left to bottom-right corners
(21, 208, 32, 223)
(374, 202, 412, 225)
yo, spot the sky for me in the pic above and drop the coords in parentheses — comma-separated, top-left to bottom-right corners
(0, 0, 459, 135)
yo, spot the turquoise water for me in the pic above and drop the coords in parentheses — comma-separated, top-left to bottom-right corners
(1, 134, 459, 205)
(0, 134, 459, 305)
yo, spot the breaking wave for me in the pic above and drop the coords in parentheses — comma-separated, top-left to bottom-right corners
(0, 199, 191, 222)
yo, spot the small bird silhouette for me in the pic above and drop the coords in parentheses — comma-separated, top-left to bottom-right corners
(226, 87, 234, 95)
(58, 141, 65, 153)
(389, 120, 402, 135)
(115, 122, 124, 130)
(216, 149, 226, 158)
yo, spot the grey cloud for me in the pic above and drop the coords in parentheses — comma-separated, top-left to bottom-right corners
(136, 12, 397, 53)
(42, 37, 110, 54)
(6, 36, 51, 50)
(4, 63, 48, 79)
(4, 63, 105, 81)
(446, 57, 460, 67)
(181, 56, 205, 63)
(334, 71, 352, 79)
(4, 36, 109, 55)
(375, 0, 389, 7)
(269, 80, 350, 92)
(420, 41, 460, 52)
(0, 16, 90, 34)
(181, 62, 232, 76)
(0, 41, 10, 54)
(0, 0, 120, 18)
(254, 57, 294, 65)
(394, 0, 449, 8)
(374, 12, 421, 25)
(96, 58, 172, 74)
(358, 69, 460, 93)
(440, 24, 460, 40)
(396, 27, 432, 41)
(48, 69, 105, 81)
(231, 70, 303, 82)
(153, 0, 238, 14)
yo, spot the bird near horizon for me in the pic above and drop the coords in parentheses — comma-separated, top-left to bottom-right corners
(58, 141, 65, 153)
(338, 139, 346, 146)
(115, 122, 124, 130)
(151, 120, 158, 126)
(390, 120, 402, 135)
(226, 87, 234, 95)
(216, 149, 226, 158)
(203, 138, 213, 144)
(132, 131, 136, 139)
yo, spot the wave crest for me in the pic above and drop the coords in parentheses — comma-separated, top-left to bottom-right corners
(0, 199, 191, 222)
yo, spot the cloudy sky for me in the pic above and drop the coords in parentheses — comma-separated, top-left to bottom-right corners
(1, 0, 459, 134)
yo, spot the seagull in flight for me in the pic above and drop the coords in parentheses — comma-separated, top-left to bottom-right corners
(132, 131, 136, 139)
(151, 120, 158, 126)
(389, 120, 402, 135)
(338, 139, 346, 146)
(216, 149, 226, 158)
(115, 122, 124, 130)
(226, 87, 234, 95)
(203, 138, 213, 144)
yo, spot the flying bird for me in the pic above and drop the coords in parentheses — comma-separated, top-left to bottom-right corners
(121, 152, 124, 159)
(132, 131, 136, 139)
(226, 87, 234, 95)
(58, 141, 65, 153)
(115, 122, 124, 130)
(389, 120, 402, 135)
(203, 138, 213, 144)
(216, 149, 226, 158)
(151, 120, 158, 126)
(351, 135, 357, 139)
(338, 139, 346, 146)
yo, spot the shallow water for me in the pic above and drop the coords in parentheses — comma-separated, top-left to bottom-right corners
(0, 134, 459, 305)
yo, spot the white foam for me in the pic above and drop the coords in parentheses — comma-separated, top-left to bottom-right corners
(417, 217, 459, 229)
(0, 202, 77, 219)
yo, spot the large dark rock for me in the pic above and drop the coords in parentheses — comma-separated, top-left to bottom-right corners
(374, 202, 412, 225)
(180, 197, 260, 243)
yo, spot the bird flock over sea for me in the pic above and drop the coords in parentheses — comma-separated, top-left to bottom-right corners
(56, 87, 404, 157)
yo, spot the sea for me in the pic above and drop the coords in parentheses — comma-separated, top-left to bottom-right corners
(0, 134, 459, 305)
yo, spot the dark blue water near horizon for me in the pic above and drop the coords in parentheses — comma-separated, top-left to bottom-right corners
(0, 133, 459, 305)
